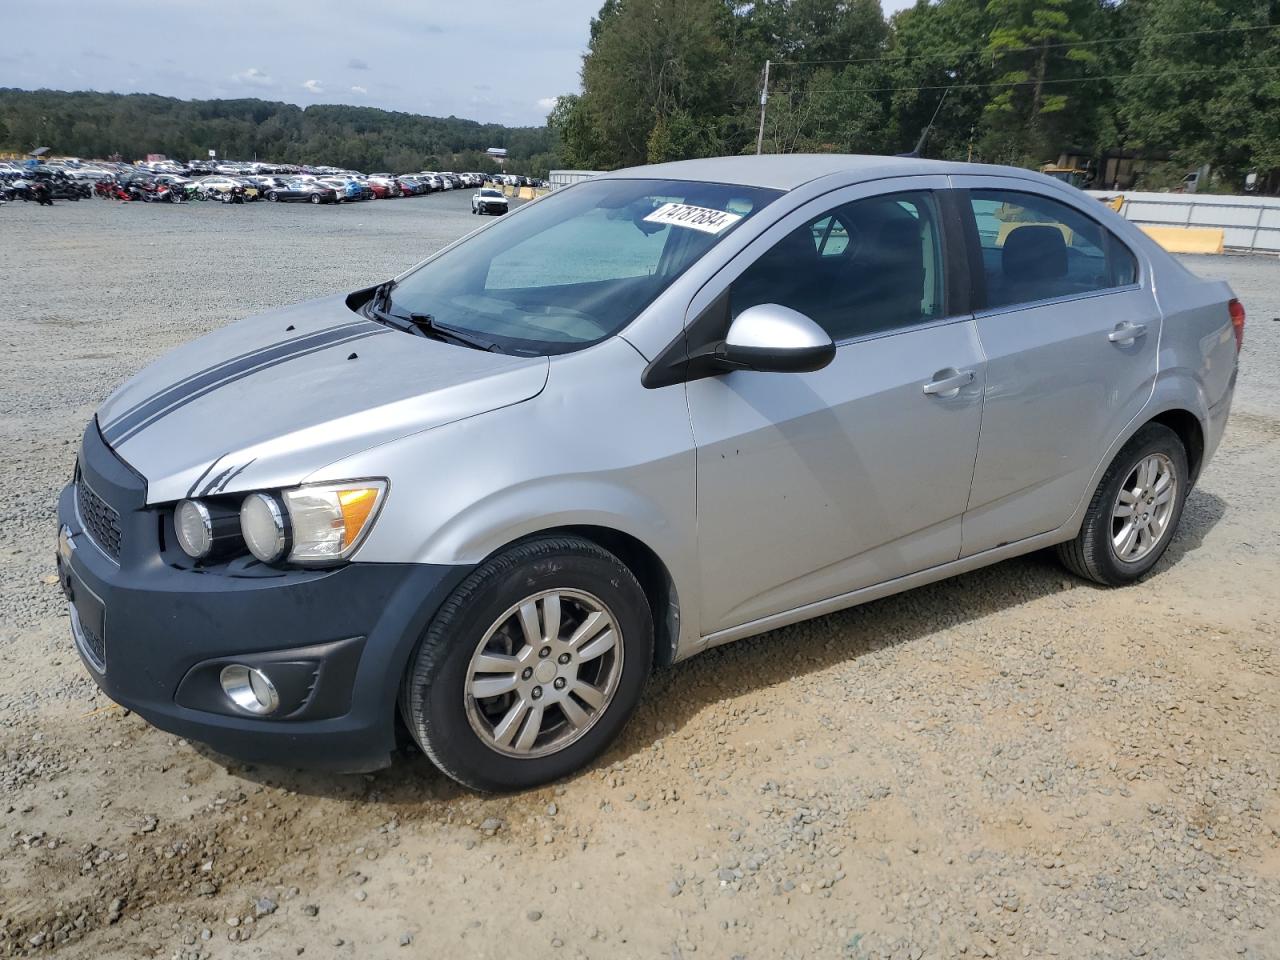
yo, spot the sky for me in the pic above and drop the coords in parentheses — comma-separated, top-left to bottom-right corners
(1, 0, 917, 128)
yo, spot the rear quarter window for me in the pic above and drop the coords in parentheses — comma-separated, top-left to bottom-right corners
(968, 189, 1138, 310)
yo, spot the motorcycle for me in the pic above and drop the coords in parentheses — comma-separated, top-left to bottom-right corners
(13, 178, 55, 205)
(147, 182, 177, 203)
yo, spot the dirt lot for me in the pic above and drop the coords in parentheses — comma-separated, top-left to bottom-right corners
(0, 195, 1277, 960)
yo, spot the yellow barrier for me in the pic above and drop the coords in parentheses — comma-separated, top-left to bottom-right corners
(1139, 225, 1225, 255)
(996, 221, 1073, 247)
(518, 186, 535, 200)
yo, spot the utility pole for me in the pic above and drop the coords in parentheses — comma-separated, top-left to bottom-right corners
(755, 60, 770, 155)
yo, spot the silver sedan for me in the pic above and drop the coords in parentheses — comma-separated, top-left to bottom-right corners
(59, 155, 1240, 791)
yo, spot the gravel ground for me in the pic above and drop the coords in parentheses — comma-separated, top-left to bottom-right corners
(0, 194, 1277, 959)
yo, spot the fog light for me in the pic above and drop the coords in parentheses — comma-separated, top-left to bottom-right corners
(219, 664, 280, 716)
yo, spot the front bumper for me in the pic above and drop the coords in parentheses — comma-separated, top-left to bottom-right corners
(55, 421, 469, 772)
(477, 203, 508, 214)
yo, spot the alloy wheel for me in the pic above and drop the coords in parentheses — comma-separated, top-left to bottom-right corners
(1111, 452, 1177, 563)
(464, 589, 623, 758)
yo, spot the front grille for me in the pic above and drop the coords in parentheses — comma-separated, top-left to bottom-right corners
(72, 606, 106, 672)
(76, 477, 122, 562)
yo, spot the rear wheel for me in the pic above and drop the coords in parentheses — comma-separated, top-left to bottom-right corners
(1058, 423, 1188, 585)
(400, 536, 653, 792)
(267, 191, 278, 201)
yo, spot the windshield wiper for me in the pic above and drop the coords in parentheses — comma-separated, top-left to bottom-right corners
(371, 279, 396, 313)
(364, 280, 498, 351)
(404, 313, 500, 352)
(367, 305, 427, 338)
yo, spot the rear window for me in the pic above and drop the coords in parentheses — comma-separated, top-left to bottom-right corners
(968, 189, 1138, 310)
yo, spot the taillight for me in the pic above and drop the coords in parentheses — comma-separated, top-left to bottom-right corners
(1228, 298, 1245, 353)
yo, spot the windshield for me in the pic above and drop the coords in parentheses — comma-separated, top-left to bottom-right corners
(384, 178, 781, 355)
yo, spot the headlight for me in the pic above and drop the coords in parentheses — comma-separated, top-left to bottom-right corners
(175, 498, 242, 561)
(175, 499, 212, 559)
(240, 493, 290, 564)
(281, 480, 387, 565)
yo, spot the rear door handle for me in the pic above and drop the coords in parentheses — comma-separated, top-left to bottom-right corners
(922, 368, 975, 398)
(1107, 321, 1148, 344)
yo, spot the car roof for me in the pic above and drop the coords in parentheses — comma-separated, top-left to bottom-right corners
(597, 154, 1039, 191)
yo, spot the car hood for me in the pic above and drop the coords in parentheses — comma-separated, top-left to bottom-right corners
(96, 294, 549, 504)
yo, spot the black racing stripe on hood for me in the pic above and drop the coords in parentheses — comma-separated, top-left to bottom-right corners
(101, 320, 371, 439)
(102, 324, 385, 447)
(185, 453, 228, 498)
(105, 327, 388, 447)
(203, 457, 256, 496)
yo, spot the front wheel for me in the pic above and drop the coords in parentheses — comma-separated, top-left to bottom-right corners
(1058, 423, 1189, 585)
(400, 536, 653, 792)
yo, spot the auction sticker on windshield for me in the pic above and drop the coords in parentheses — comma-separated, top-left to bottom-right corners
(644, 202, 743, 235)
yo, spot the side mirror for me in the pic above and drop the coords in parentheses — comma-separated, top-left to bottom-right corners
(717, 304, 835, 374)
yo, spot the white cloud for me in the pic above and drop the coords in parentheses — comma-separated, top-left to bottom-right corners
(302, 79, 324, 95)
(232, 67, 272, 87)
(347, 58, 369, 70)
(351, 85, 368, 95)
(536, 96, 557, 110)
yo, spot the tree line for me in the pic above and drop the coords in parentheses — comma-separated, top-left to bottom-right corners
(0, 89, 558, 176)
(549, 0, 1280, 192)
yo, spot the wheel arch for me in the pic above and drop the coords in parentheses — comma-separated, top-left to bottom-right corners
(1147, 408, 1205, 483)
(510, 524, 682, 670)
(1064, 388, 1210, 540)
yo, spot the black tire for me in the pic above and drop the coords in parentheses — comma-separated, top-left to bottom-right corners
(267, 191, 278, 201)
(309, 193, 321, 204)
(1057, 423, 1189, 586)
(400, 536, 653, 792)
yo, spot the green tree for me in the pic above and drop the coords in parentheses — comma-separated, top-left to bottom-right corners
(575, 0, 742, 167)
(0, 89, 554, 173)
(1117, 0, 1280, 187)
(882, 0, 993, 158)
(980, 0, 1104, 164)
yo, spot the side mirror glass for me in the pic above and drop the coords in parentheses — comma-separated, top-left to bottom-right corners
(718, 304, 836, 374)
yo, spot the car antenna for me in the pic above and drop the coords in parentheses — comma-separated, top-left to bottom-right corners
(897, 86, 951, 159)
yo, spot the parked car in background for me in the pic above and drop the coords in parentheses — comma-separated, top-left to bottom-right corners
(264, 178, 339, 203)
(368, 176, 402, 198)
(196, 176, 248, 200)
(318, 177, 365, 202)
(471, 187, 508, 215)
(249, 176, 291, 197)
(400, 177, 431, 197)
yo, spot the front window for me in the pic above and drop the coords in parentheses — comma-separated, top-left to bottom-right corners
(731, 191, 946, 342)
(384, 178, 780, 355)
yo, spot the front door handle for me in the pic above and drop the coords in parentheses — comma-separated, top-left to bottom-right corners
(1107, 321, 1148, 344)
(922, 368, 975, 398)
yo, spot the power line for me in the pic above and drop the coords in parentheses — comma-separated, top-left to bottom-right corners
(794, 62, 1280, 97)
(771, 21, 1280, 69)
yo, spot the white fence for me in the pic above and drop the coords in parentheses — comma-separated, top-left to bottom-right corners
(1087, 190, 1280, 253)
(549, 169, 602, 189)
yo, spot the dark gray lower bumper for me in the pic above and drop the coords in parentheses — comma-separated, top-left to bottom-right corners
(55, 422, 469, 772)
